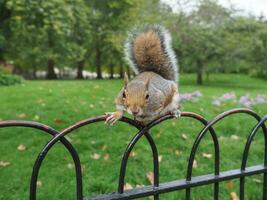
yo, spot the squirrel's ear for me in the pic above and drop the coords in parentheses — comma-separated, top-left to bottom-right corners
(124, 72, 129, 86)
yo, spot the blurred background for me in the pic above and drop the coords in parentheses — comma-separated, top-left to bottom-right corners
(0, 0, 266, 84)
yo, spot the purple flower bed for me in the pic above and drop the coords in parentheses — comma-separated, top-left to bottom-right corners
(180, 91, 202, 102)
(212, 92, 267, 107)
(180, 91, 267, 107)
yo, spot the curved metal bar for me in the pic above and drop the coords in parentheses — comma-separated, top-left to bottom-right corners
(182, 114, 220, 200)
(0, 120, 83, 200)
(241, 115, 267, 170)
(239, 115, 267, 200)
(186, 108, 262, 181)
(2, 109, 265, 200)
(117, 112, 217, 197)
(30, 115, 160, 199)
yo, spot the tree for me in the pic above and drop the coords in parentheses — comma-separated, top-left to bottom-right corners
(87, 0, 137, 79)
(0, 0, 12, 63)
(6, 0, 88, 79)
(172, 0, 232, 84)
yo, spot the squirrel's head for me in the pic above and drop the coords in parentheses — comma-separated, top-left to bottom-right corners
(121, 73, 165, 119)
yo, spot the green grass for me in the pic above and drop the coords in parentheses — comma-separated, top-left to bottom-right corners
(0, 74, 267, 200)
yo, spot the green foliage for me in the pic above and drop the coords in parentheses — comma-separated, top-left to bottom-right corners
(0, 65, 10, 74)
(0, 0, 267, 81)
(0, 73, 22, 86)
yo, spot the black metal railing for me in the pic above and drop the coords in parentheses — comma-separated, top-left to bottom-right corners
(0, 108, 267, 200)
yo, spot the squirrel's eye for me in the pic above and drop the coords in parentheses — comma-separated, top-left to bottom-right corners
(122, 91, 126, 99)
(145, 94, 149, 100)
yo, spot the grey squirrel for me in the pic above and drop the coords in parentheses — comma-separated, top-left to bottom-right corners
(105, 24, 180, 125)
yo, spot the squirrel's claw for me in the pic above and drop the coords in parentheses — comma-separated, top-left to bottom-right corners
(105, 111, 122, 126)
(171, 109, 181, 118)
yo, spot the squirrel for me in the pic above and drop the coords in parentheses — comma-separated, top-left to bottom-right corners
(105, 24, 180, 126)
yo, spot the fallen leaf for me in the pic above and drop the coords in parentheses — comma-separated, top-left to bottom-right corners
(146, 171, 154, 184)
(90, 153, 100, 160)
(65, 136, 73, 142)
(230, 192, 240, 200)
(81, 164, 86, 173)
(182, 134, 188, 140)
(158, 155, 163, 163)
(102, 144, 108, 151)
(172, 121, 176, 127)
(0, 161, 11, 167)
(17, 144, 26, 151)
(213, 108, 221, 113)
(37, 181, 42, 188)
(193, 159, 198, 168)
(33, 115, 40, 120)
(81, 101, 87, 105)
(219, 136, 226, 140)
(252, 178, 262, 183)
(67, 163, 74, 169)
(89, 104, 95, 108)
(17, 113, 26, 119)
(226, 180, 234, 190)
(91, 140, 96, 144)
(175, 150, 182, 156)
(104, 154, 110, 160)
(124, 183, 133, 190)
(37, 99, 44, 103)
(135, 184, 144, 188)
(54, 118, 63, 124)
(202, 153, 212, 159)
(230, 135, 239, 140)
(130, 151, 137, 157)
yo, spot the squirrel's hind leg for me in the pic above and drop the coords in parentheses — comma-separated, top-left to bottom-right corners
(168, 92, 181, 118)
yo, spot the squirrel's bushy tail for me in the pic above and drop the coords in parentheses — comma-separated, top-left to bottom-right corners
(124, 24, 178, 81)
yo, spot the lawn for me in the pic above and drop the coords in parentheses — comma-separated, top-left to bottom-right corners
(0, 74, 267, 200)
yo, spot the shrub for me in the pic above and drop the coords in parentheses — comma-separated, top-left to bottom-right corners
(250, 67, 267, 80)
(0, 74, 23, 86)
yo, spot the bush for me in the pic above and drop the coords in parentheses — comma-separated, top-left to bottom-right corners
(0, 74, 23, 86)
(250, 66, 267, 80)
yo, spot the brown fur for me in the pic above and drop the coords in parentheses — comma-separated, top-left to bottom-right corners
(164, 85, 176, 107)
(133, 31, 165, 72)
(124, 81, 147, 109)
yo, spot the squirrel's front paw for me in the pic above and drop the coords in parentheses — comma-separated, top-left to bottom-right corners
(105, 111, 123, 126)
(171, 109, 181, 118)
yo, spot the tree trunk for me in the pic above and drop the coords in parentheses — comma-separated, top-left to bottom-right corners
(126, 65, 131, 78)
(196, 60, 203, 85)
(95, 38, 102, 79)
(76, 60, 85, 79)
(206, 71, 210, 82)
(109, 63, 114, 79)
(12, 65, 23, 75)
(32, 65, 37, 79)
(119, 63, 124, 79)
(46, 59, 57, 79)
